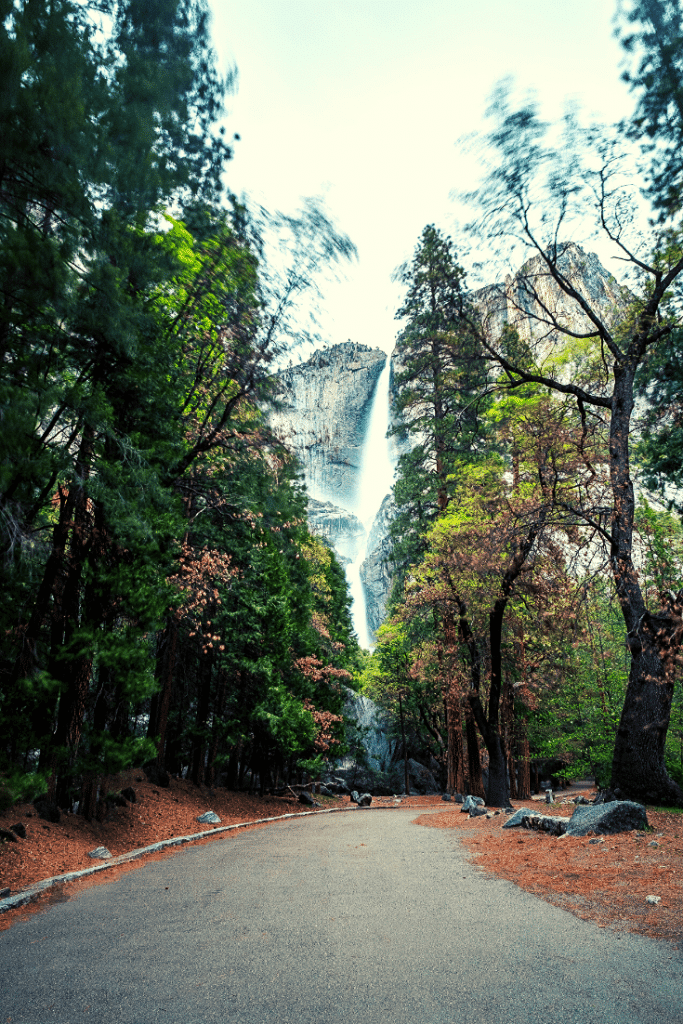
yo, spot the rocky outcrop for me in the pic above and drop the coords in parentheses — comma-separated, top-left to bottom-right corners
(270, 343, 387, 509)
(476, 242, 627, 363)
(360, 494, 396, 631)
(307, 498, 365, 565)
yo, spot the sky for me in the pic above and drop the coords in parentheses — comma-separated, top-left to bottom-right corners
(208, 1, 636, 356)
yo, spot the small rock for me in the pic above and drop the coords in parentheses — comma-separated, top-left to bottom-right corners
(469, 806, 487, 817)
(646, 895, 661, 905)
(0, 827, 18, 843)
(88, 847, 112, 859)
(0, 887, 10, 898)
(588, 838, 604, 845)
(486, 812, 495, 819)
(442, 794, 452, 802)
(298, 791, 315, 806)
(197, 811, 221, 823)
(648, 841, 659, 848)
(9, 822, 26, 838)
(573, 795, 590, 805)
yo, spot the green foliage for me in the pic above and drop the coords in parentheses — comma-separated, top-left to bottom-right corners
(253, 685, 316, 759)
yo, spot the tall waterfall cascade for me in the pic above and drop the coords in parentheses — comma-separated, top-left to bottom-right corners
(267, 342, 398, 648)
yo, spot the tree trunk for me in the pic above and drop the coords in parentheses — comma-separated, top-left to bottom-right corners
(445, 686, 465, 794)
(612, 636, 681, 803)
(608, 363, 683, 804)
(486, 732, 509, 808)
(503, 677, 517, 800)
(398, 694, 410, 796)
(464, 706, 485, 798)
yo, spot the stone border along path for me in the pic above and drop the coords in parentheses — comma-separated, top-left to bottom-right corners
(0, 803, 408, 915)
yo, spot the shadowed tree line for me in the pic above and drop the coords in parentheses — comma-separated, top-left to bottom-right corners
(0, 0, 360, 816)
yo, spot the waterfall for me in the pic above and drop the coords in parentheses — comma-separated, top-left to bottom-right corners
(345, 356, 395, 648)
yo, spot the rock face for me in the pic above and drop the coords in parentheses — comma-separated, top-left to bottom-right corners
(360, 494, 396, 632)
(307, 498, 365, 566)
(342, 687, 396, 772)
(270, 343, 387, 510)
(476, 242, 627, 359)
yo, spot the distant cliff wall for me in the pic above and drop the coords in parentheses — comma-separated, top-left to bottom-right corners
(270, 343, 387, 511)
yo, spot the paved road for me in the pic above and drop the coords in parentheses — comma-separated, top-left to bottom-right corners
(1, 809, 681, 1023)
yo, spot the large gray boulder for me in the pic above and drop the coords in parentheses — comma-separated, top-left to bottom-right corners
(388, 759, 440, 796)
(565, 800, 647, 837)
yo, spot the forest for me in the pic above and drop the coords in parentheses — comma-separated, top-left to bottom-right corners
(2, 0, 683, 817)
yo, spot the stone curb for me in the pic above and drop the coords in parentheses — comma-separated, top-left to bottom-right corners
(0, 802, 408, 914)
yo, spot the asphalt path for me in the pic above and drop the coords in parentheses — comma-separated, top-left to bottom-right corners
(1, 808, 681, 1023)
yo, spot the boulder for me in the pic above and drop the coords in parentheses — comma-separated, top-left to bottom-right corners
(565, 800, 647, 837)
(441, 794, 452, 802)
(9, 822, 26, 838)
(469, 806, 487, 818)
(197, 811, 221, 823)
(298, 791, 316, 806)
(502, 807, 535, 829)
(461, 795, 485, 813)
(357, 793, 372, 806)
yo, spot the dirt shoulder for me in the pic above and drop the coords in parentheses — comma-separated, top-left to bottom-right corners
(2, 779, 682, 948)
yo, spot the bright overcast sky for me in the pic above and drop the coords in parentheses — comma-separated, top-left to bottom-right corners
(208, 1, 635, 356)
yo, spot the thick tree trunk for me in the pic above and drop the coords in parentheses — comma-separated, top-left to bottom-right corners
(464, 706, 485, 798)
(608, 363, 683, 804)
(612, 636, 681, 803)
(486, 733, 509, 808)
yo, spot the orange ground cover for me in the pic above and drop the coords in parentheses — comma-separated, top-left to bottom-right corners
(416, 794, 683, 950)
(2, 777, 682, 949)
